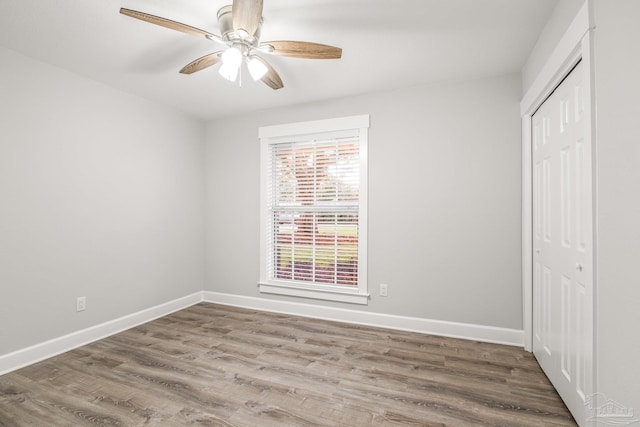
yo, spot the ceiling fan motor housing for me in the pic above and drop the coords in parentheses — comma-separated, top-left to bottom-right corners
(217, 5, 262, 45)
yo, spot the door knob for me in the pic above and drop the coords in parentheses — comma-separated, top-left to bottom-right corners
(576, 263, 583, 272)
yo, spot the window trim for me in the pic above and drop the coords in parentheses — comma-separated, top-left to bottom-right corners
(259, 115, 369, 305)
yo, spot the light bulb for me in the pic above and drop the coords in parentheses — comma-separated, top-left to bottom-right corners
(247, 56, 268, 80)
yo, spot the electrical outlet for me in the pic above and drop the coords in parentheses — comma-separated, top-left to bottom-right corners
(76, 296, 86, 312)
(379, 283, 388, 297)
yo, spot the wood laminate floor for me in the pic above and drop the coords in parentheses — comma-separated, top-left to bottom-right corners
(0, 303, 576, 426)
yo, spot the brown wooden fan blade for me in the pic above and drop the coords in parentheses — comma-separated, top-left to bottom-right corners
(120, 8, 214, 38)
(179, 52, 223, 74)
(257, 57, 283, 90)
(262, 41, 342, 59)
(232, 0, 263, 37)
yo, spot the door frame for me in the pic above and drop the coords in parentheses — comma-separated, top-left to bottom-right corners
(520, 2, 594, 357)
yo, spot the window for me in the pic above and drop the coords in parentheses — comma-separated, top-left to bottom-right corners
(259, 115, 369, 304)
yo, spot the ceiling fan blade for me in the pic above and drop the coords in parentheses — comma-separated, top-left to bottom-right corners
(179, 52, 223, 74)
(232, 0, 263, 37)
(120, 8, 218, 40)
(257, 57, 283, 90)
(260, 41, 342, 59)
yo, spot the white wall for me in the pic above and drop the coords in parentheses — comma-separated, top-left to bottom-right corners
(521, 0, 585, 94)
(0, 47, 206, 355)
(205, 74, 523, 330)
(591, 0, 640, 413)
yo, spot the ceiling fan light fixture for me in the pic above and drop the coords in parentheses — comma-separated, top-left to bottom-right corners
(221, 46, 242, 69)
(247, 56, 268, 80)
(219, 45, 242, 82)
(218, 62, 240, 82)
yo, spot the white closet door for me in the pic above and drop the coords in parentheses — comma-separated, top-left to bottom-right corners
(532, 60, 593, 425)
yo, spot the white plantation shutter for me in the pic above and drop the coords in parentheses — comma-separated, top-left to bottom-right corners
(259, 116, 369, 304)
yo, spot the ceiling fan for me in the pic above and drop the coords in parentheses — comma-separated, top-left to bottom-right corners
(120, 0, 342, 90)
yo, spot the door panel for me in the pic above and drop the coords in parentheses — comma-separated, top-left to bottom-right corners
(532, 60, 592, 425)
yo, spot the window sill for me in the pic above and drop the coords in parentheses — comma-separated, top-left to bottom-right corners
(258, 282, 369, 305)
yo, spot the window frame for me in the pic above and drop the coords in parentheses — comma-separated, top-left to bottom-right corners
(259, 115, 369, 305)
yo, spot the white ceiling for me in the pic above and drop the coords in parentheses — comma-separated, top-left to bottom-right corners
(0, 0, 557, 121)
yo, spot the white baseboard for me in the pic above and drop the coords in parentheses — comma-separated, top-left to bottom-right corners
(0, 292, 203, 376)
(203, 291, 524, 347)
(0, 290, 524, 376)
